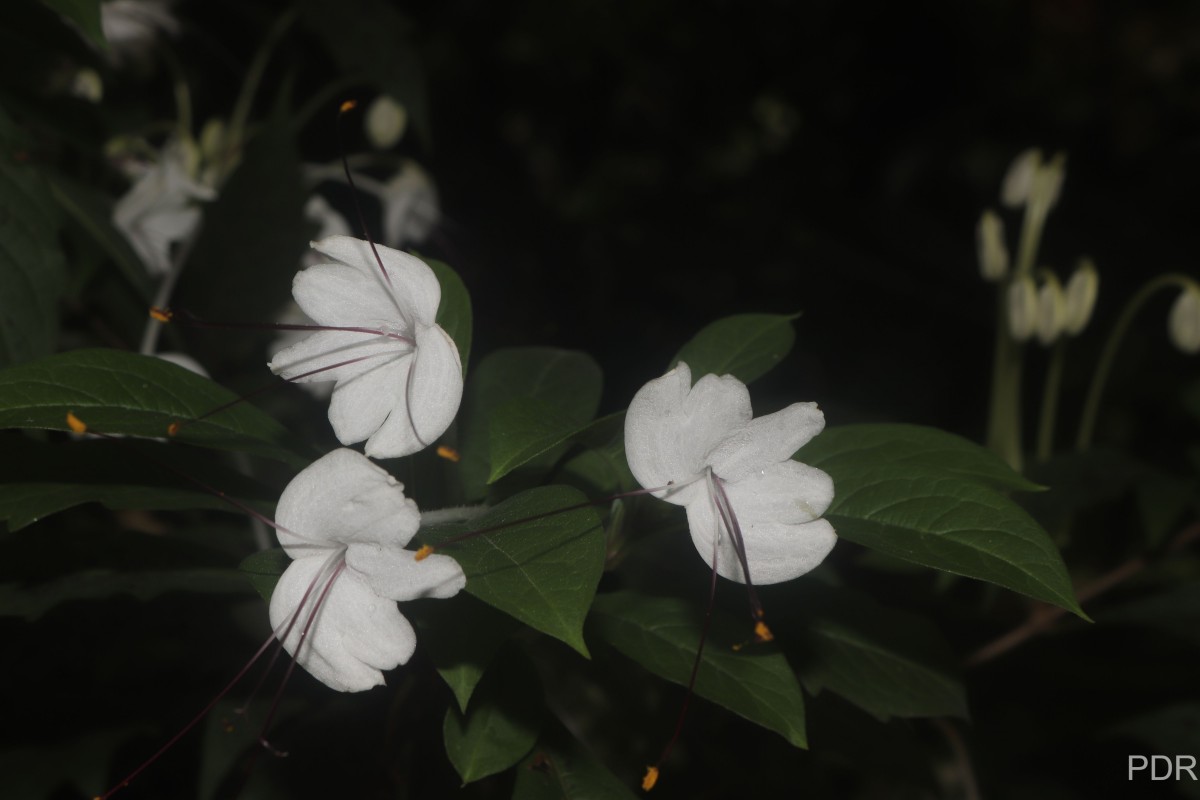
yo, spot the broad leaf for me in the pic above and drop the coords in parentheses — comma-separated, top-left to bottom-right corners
(589, 590, 807, 748)
(776, 583, 966, 720)
(458, 348, 602, 496)
(443, 645, 542, 784)
(800, 424, 1082, 615)
(513, 717, 638, 800)
(0, 349, 306, 465)
(422, 486, 605, 657)
(0, 436, 275, 531)
(670, 313, 796, 384)
(239, 548, 291, 601)
(427, 257, 473, 373)
(0, 108, 66, 367)
(412, 593, 520, 712)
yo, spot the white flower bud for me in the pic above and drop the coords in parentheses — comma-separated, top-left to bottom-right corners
(69, 68, 103, 103)
(1032, 152, 1066, 214)
(976, 209, 1009, 282)
(1035, 275, 1066, 346)
(1001, 148, 1042, 208)
(1062, 258, 1099, 336)
(1008, 275, 1038, 342)
(1168, 286, 1200, 355)
(365, 95, 408, 150)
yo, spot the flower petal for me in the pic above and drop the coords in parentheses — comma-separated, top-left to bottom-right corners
(345, 545, 466, 602)
(274, 448, 420, 558)
(311, 235, 442, 327)
(269, 556, 416, 692)
(363, 324, 462, 458)
(722, 460, 834, 525)
(269, 329, 407, 385)
(686, 494, 836, 585)
(292, 262, 406, 329)
(328, 357, 412, 447)
(708, 401, 826, 483)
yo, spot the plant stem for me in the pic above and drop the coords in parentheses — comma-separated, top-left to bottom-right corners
(1035, 340, 1066, 462)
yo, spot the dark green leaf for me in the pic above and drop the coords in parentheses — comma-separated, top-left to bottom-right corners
(458, 348, 602, 497)
(800, 424, 1082, 615)
(427, 257, 472, 373)
(0, 109, 66, 367)
(412, 593, 520, 712)
(300, 0, 431, 145)
(488, 398, 580, 484)
(512, 717, 638, 800)
(0, 567, 251, 621)
(239, 548, 291, 601)
(670, 313, 796, 384)
(776, 583, 967, 720)
(422, 486, 604, 657)
(590, 590, 807, 748)
(0, 349, 307, 464)
(443, 645, 542, 784)
(38, 0, 105, 48)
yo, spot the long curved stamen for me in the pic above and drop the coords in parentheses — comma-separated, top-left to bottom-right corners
(151, 306, 415, 346)
(336, 100, 395, 292)
(707, 470, 772, 642)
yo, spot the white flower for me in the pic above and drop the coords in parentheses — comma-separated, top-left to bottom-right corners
(113, 139, 216, 276)
(1062, 258, 1099, 336)
(100, 0, 179, 67)
(381, 161, 439, 248)
(976, 209, 1009, 282)
(1035, 275, 1066, 346)
(269, 448, 466, 692)
(365, 95, 409, 150)
(623, 362, 836, 585)
(1007, 275, 1038, 342)
(268, 235, 463, 458)
(1168, 286, 1200, 355)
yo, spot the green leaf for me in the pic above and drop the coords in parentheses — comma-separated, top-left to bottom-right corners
(0, 349, 307, 465)
(0, 109, 66, 367)
(0, 567, 252, 621)
(670, 313, 796, 384)
(800, 424, 1082, 615)
(513, 717, 638, 800)
(458, 348, 603, 497)
(443, 645, 542, 784)
(0, 436, 274, 531)
(239, 548, 291, 601)
(411, 593, 520, 712)
(427, 257, 472, 373)
(589, 590, 807, 748)
(299, 0, 431, 145)
(38, 0, 105, 48)
(776, 583, 966, 720)
(422, 486, 604, 657)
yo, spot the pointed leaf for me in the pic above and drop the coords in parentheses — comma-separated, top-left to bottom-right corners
(670, 313, 796, 384)
(239, 548, 291, 602)
(427, 257, 472, 373)
(0, 349, 307, 465)
(412, 593, 520, 712)
(589, 590, 807, 748)
(421, 486, 604, 657)
(800, 424, 1082, 615)
(443, 646, 542, 784)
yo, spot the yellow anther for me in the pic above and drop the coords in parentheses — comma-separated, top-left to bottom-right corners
(340, 99, 358, 113)
(167, 422, 181, 437)
(149, 307, 173, 323)
(414, 544, 435, 561)
(436, 445, 461, 463)
(641, 766, 659, 791)
(754, 620, 774, 643)
(66, 412, 87, 434)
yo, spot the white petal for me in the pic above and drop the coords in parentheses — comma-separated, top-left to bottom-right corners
(363, 324, 462, 458)
(310, 235, 442, 327)
(624, 363, 696, 500)
(269, 556, 416, 692)
(328, 357, 412, 447)
(269, 329, 407, 384)
(345, 545, 466, 601)
(722, 460, 834, 525)
(292, 262, 405, 329)
(708, 401, 825, 483)
(686, 495, 836, 585)
(274, 448, 420, 558)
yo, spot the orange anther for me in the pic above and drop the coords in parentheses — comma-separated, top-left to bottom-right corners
(436, 445, 461, 463)
(753, 620, 774, 643)
(66, 412, 87, 434)
(339, 99, 358, 113)
(414, 544, 435, 561)
(149, 307, 173, 323)
(167, 422, 181, 437)
(641, 766, 659, 791)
